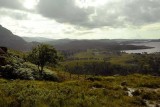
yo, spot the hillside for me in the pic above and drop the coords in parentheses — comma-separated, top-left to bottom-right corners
(45, 39, 75, 45)
(0, 25, 31, 51)
(47, 39, 153, 51)
(23, 37, 54, 42)
(0, 74, 160, 107)
(0, 25, 155, 52)
(0, 39, 160, 107)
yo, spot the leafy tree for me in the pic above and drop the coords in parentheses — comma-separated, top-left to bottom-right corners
(28, 44, 60, 75)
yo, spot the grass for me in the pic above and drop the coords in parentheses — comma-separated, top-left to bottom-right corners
(0, 74, 160, 107)
(109, 54, 134, 65)
(74, 50, 106, 59)
(1, 49, 160, 106)
(73, 50, 134, 65)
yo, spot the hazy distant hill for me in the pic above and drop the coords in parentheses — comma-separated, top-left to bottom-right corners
(45, 39, 75, 45)
(47, 39, 152, 51)
(23, 37, 54, 42)
(150, 39, 160, 42)
(53, 39, 117, 50)
(0, 25, 155, 51)
(0, 25, 31, 51)
(23, 37, 74, 45)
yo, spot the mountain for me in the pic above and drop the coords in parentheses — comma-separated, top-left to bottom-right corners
(53, 39, 117, 50)
(23, 37, 54, 42)
(22, 37, 75, 46)
(0, 25, 156, 52)
(150, 39, 160, 42)
(45, 39, 75, 45)
(46, 39, 153, 51)
(0, 25, 31, 51)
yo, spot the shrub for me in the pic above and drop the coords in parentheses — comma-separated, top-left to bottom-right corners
(90, 82, 105, 88)
(0, 49, 61, 81)
(14, 68, 34, 80)
(0, 65, 14, 79)
(86, 77, 102, 82)
(43, 70, 59, 81)
(0, 58, 59, 81)
(141, 91, 160, 100)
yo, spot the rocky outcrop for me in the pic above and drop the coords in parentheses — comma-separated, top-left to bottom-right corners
(0, 47, 7, 65)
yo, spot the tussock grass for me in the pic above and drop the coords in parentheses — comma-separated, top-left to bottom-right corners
(0, 74, 160, 107)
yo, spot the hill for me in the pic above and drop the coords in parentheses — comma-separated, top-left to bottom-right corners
(150, 39, 160, 42)
(23, 37, 54, 42)
(0, 48, 59, 81)
(0, 74, 160, 107)
(45, 39, 75, 45)
(0, 25, 156, 52)
(0, 25, 31, 51)
(47, 39, 153, 51)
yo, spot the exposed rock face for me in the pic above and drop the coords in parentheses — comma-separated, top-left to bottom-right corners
(0, 47, 7, 54)
(0, 47, 7, 65)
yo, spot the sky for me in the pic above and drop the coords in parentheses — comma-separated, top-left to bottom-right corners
(0, 0, 160, 39)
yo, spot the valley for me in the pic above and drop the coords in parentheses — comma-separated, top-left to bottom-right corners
(0, 25, 160, 107)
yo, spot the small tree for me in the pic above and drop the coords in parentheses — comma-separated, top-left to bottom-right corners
(28, 44, 60, 75)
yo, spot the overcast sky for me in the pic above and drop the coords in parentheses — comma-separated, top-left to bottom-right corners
(0, 0, 160, 39)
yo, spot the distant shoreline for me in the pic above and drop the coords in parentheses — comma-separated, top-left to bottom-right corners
(124, 42, 160, 53)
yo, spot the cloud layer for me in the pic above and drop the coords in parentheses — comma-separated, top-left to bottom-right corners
(0, 0, 24, 10)
(37, 0, 160, 28)
(1, 0, 160, 28)
(0, 0, 160, 39)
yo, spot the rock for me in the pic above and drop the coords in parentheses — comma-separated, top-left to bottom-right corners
(121, 81, 127, 86)
(123, 87, 135, 97)
(156, 104, 160, 107)
(132, 89, 141, 96)
(123, 87, 129, 91)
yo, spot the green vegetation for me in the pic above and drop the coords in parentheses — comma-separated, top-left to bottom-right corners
(27, 44, 61, 75)
(109, 53, 134, 65)
(0, 47, 60, 81)
(0, 45, 160, 107)
(1, 24, 160, 107)
(62, 50, 160, 76)
(74, 49, 106, 59)
(0, 74, 160, 107)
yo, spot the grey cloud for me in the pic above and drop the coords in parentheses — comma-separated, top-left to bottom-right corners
(37, 0, 160, 28)
(25, 0, 160, 28)
(0, 8, 28, 20)
(76, 31, 93, 35)
(1, 0, 160, 28)
(123, 0, 160, 25)
(88, 0, 160, 28)
(37, 0, 94, 25)
(0, 0, 24, 10)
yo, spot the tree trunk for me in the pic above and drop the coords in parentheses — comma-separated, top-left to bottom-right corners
(40, 65, 44, 78)
(38, 65, 40, 72)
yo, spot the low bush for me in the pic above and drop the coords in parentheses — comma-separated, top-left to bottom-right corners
(0, 54, 59, 81)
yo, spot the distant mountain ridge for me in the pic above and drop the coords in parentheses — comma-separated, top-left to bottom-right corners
(23, 37, 54, 42)
(44, 39, 154, 51)
(0, 25, 158, 52)
(0, 25, 31, 51)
